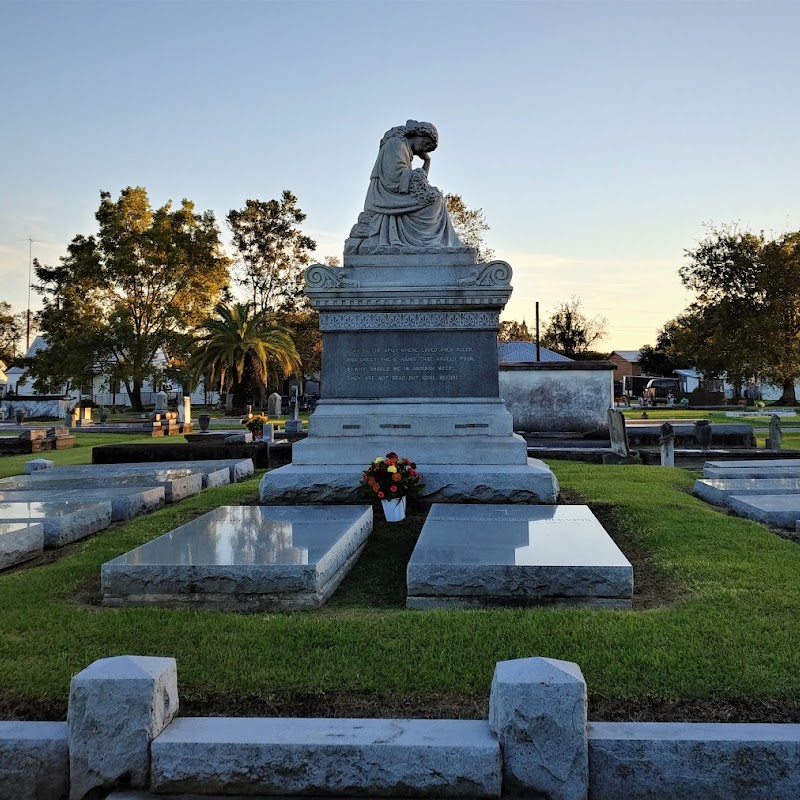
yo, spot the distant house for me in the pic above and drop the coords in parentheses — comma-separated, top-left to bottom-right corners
(5, 335, 217, 407)
(497, 341, 573, 363)
(607, 350, 641, 380)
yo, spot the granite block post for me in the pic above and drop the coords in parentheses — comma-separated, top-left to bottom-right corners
(67, 655, 178, 800)
(489, 656, 588, 800)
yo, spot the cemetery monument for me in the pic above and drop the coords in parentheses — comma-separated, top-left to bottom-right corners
(260, 120, 558, 503)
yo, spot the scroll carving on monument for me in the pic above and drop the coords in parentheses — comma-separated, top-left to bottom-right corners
(305, 265, 360, 289)
(456, 261, 513, 287)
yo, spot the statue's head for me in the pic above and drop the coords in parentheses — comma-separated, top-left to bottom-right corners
(405, 120, 438, 152)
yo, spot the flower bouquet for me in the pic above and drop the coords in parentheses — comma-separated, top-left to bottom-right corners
(243, 414, 268, 439)
(360, 452, 423, 522)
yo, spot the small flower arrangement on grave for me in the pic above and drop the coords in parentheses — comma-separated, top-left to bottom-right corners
(243, 415, 268, 436)
(360, 452, 423, 501)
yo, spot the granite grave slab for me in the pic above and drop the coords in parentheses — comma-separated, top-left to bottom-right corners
(0, 500, 112, 548)
(0, 471, 202, 503)
(693, 477, 800, 506)
(0, 487, 165, 522)
(0, 521, 44, 570)
(406, 504, 632, 609)
(726, 494, 800, 529)
(102, 505, 373, 610)
(704, 464, 800, 480)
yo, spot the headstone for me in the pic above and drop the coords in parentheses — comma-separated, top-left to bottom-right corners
(489, 657, 588, 800)
(693, 419, 713, 450)
(607, 409, 630, 458)
(25, 458, 54, 474)
(666, 392, 675, 407)
(20, 429, 46, 441)
(67, 655, 178, 799)
(225, 393, 233, 412)
(154, 391, 168, 413)
(177, 397, 191, 424)
(659, 422, 675, 467)
(224, 432, 252, 445)
(768, 414, 782, 451)
(267, 392, 282, 418)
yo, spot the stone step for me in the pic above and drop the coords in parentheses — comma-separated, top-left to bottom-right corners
(150, 717, 502, 798)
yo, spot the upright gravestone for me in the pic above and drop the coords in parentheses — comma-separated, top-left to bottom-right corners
(267, 392, 282, 419)
(154, 391, 168, 414)
(659, 421, 675, 467)
(177, 396, 191, 425)
(694, 419, 713, 450)
(607, 409, 630, 458)
(259, 119, 558, 504)
(768, 414, 782, 451)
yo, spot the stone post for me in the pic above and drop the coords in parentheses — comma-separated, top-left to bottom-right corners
(489, 656, 588, 800)
(768, 414, 782, 451)
(67, 655, 178, 799)
(267, 392, 282, 418)
(177, 396, 191, 425)
(659, 421, 675, 467)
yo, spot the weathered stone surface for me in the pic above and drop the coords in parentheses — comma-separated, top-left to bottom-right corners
(68, 655, 178, 800)
(151, 717, 501, 797)
(24, 458, 54, 474)
(102, 506, 373, 610)
(0, 500, 112, 548)
(223, 432, 252, 444)
(693, 477, 800, 506)
(0, 720, 69, 800)
(608, 408, 630, 458)
(260, 461, 559, 505)
(0, 521, 44, 570)
(588, 721, 800, 800)
(489, 657, 588, 800)
(407, 504, 632, 609)
(727, 494, 800, 529)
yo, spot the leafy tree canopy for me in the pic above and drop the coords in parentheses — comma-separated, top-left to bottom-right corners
(678, 224, 800, 404)
(0, 302, 24, 365)
(31, 187, 231, 408)
(498, 319, 535, 342)
(445, 194, 494, 262)
(541, 296, 608, 359)
(227, 192, 317, 315)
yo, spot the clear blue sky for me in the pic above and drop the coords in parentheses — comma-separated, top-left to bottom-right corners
(2, 0, 799, 350)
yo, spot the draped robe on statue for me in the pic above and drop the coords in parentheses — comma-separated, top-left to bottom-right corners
(361, 133, 464, 251)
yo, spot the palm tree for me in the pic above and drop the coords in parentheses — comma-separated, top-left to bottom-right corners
(192, 302, 301, 410)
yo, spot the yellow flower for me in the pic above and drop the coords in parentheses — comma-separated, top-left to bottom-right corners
(373, 457, 384, 463)
(387, 465, 398, 473)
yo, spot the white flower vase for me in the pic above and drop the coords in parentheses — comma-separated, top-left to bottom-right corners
(381, 496, 406, 522)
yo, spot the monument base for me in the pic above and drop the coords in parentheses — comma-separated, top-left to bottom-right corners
(258, 458, 559, 505)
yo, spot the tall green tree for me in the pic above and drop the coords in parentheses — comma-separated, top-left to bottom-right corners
(679, 225, 800, 404)
(0, 302, 24, 365)
(445, 194, 494, 262)
(191, 302, 301, 409)
(498, 319, 535, 342)
(31, 187, 231, 408)
(541, 296, 607, 358)
(227, 192, 317, 315)
(638, 317, 690, 376)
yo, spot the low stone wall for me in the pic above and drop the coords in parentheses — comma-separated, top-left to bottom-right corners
(1, 397, 69, 420)
(4, 653, 800, 799)
(499, 362, 615, 433)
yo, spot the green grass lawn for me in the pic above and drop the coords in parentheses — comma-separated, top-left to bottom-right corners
(2, 458, 800, 722)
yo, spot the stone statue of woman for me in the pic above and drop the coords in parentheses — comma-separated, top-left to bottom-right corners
(344, 120, 468, 255)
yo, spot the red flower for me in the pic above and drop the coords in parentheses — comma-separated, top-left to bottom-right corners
(378, 491, 385, 498)
(390, 485, 398, 492)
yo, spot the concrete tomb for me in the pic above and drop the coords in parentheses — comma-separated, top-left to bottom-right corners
(260, 120, 558, 505)
(0, 521, 44, 570)
(101, 505, 373, 610)
(0, 500, 112, 548)
(406, 504, 632, 609)
(704, 460, 800, 480)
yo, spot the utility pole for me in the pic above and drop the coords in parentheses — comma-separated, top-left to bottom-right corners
(24, 237, 42, 353)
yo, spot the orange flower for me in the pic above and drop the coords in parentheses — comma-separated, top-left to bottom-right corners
(392, 473, 402, 482)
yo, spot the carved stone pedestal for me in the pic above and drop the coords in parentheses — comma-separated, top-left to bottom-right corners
(259, 253, 559, 504)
